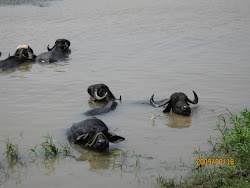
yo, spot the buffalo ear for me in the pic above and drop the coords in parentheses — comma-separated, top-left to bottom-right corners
(106, 131, 125, 143)
(74, 133, 89, 144)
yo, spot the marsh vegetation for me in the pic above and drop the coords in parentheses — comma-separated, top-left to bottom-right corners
(156, 109, 250, 188)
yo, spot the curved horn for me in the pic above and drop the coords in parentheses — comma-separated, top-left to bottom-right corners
(150, 94, 171, 107)
(27, 48, 34, 59)
(17, 49, 24, 57)
(14, 48, 22, 56)
(47, 44, 55, 51)
(187, 91, 198, 104)
(94, 88, 108, 100)
(14, 49, 19, 56)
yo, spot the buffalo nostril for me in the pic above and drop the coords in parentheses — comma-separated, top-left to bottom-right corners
(182, 106, 190, 110)
(97, 140, 108, 145)
(102, 140, 108, 145)
(97, 140, 101, 144)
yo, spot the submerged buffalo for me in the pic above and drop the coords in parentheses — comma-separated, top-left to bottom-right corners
(67, 117, 125, 152)
(0, 45, 36, 71)
(35, 39, 70, 63)
(87, 83, 120, 102)
(84, 84, 121, 116)
(150, 91, 198, 116)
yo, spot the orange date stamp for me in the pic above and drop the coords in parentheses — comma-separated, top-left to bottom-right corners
(197, 158, 234, 166)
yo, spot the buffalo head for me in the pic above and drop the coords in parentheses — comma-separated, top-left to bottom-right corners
(150, 91, 198, 116)
(67, 117, 125, 152)
(87, 84, 120, 102)
(47, 39, 71, 52)
(76, 131, 125, 151)
(14, 45, 36, 60)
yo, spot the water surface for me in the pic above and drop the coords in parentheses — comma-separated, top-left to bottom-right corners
(0, 0, 250, 187)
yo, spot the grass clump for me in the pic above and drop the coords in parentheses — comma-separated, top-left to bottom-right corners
(215, 110, 250, 169)
(3, 138, 20, 161)
(30, 135, 71, 158)
(156, 109, 250, 188)
(156, 175, 176, 188)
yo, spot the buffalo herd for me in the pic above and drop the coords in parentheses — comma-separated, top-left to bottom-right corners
(0, 39, 70, 71)
(1, 39, 199, 152)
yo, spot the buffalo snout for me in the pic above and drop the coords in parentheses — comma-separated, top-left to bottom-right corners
(94, 139, 109, 151)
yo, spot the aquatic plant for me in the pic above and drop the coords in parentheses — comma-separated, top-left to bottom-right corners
(155, 174, 176, 188)
(3, 137, 20, 161)
(29, 135, 71, 158)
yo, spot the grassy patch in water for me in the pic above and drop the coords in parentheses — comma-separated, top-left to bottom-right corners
(155, 109, 250, 188)
(0, 134, 71, 185)
(29, 134, 71, 158)
(3, 137, 20, 161)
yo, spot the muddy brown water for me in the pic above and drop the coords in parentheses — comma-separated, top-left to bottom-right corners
(0, 0, 250, 187)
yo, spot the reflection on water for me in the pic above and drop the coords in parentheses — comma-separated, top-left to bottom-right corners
(87, 98, 122, 109)
(41, 157, 59, 176)
(76, 151, 111, 170)
(151, 113, 191, 129)
(17, 61, 33, 72)
(87, 98, 106, 108)
(71, 144, 126, 170)
(0, 158, 27, 185)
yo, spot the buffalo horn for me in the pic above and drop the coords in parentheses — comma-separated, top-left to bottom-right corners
(150, 94, 171, 107)
(17, 49, 24, 57)
(187, 91, 199, 104)
(47, 44, 55, 51)
(94, 88, 108, 100)
(27, 48, 34, 59)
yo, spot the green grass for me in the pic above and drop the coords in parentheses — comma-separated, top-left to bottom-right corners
(156, 109, 250, 188)
(156, 175, 176, 188)
(3, 137, 20, 161)
(30, 134, 71, 158)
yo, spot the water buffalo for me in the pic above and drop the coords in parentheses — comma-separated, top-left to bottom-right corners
(84, 84, 121, 116)
(0, 45, 36, 71)
(35, 39, 70, 63)
(67, 117, 125, 152)
(150, 91, 198, 116)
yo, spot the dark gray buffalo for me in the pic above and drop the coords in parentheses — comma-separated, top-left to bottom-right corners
(35, 39, 70, 63)
(0, 45, 36, 71)
(67, 117, 125, 152)
(150, 91, 198, 116)
(87, 83, 120, 102)
(84, 84, 121, 116)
